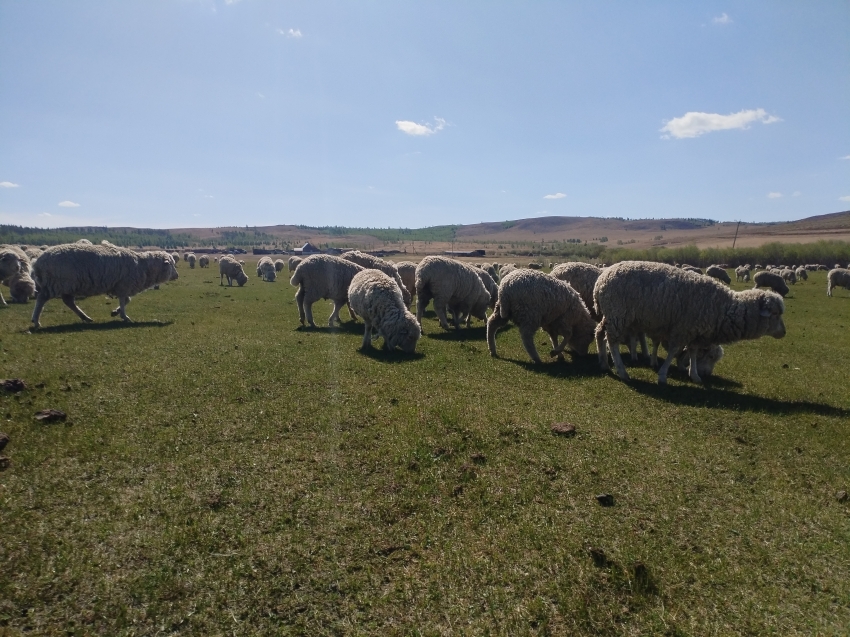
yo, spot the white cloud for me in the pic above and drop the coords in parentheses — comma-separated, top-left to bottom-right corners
(767, 192, 783, 199)
(712, 13, 732, 25)
(0, 181, 20, 188)
(278, 28, 302, 38)
(840, 195, 850, 202)
(840, 155, 850, 160)
(257, 92, 265, 98)
(395, 117, 446, 136)
(39, 212, 52, 217)
(792, 191, 802, 197)
(543, 193, 566, 199)
(58, 200, 80, 208)
(661, 108, 781, 139)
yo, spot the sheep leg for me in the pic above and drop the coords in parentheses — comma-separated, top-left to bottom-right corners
(295, 288, 306, 325)
(486, 312, 509, 357)
(639, 333, 649, 360)
(657, 344, 682, 385)
(110, 297, 132, 322)
(547, 327, 570, 358)
(347, 302, 357, 320)
(328, 300, 344, 326)
(361, 322, 372, 349)
(0, 291, 5, 306)
(607, 334, 630, 380)
(519, 326, 542, 364)
(434, 305, 452, 331)
(61, 294, 94, 323)
(628, 337, 639, 363)
(416, 289, 432, 326)
(595, 323, 609, 370)
(688, 348, 703, 384)
(650, 340, 659, 368)
(31, 294, 48, 328)
(303, 301, 316, 328)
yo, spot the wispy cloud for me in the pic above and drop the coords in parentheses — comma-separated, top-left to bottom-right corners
(840, 155, 850, 160)
(0, 181, 20, 188)
(58, 200, 80, 208)
(840, 195, 850, 202)
(257, 92, 265, 98)
(712, 13, 732, 25)
(767, 192, 783, 199)
(277, 28, 302, 38)
(661, 108, 781, 139)
(396, 117, 446, 136)
(543, 193, 566, 200)
(792, 191, 802, 197)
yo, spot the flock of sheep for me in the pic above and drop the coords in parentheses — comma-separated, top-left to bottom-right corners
(2, 240, 850, 385)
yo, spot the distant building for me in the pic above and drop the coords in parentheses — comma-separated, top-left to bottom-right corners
(444, 249, 486, 257)
(294, 242, 321, 254)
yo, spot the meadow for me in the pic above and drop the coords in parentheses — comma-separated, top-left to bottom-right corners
(1, 263, 849, 635)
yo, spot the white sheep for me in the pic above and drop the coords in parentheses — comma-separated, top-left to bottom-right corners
(487, 269, 596, 364)
(171, 252, 180, 265)
(288, 256, 302, 272)
(198, 255, 210, 268)
(341, 250, 411, 306)
(219, 256, 249, 287)
(475, 268, 499, 311)
(594, 261, 786, 384)
(274, 259, 285, 272)
(395, 261, 417, 306)
(827, 268, 850, 296)
(0, 246, 28, 306)
(753, 271, 789, 297)
(499, 264, 518, 280)
(183, 252, 190, 262)
(30, 243, 178, 327)
(794, 266, 807, 281)
(735, 266, 750, 282)
(550, 262, 603, 319)
(348, 269, 421, 353)
(187, 253, 197, 269)
(705, 265, 731, 284)
(7, 271, 36, 303)
(780, 268, 797, 284)
(415, 256, 492, 331)
(289, 254, 364, 327)
(681, 265, 703, 275)
(256, 256, 277, 282)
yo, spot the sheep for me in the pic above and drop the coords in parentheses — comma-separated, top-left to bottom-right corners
(288, 256, 302, 272)
(752, 271, 790, 297)
(198, 255, 209, 268)
(780, 268, 797, 284)
(219, 256, 249, 287)
(754, 264, 764, 270)
(30, 243, 178, 327)
(348, 269, 421, 353)
(593, 261, 786, 384)
(475, 268, 499, 311)
(651, 341, 725, 378)
(415, 256, 492, 331)
(187, 253, 197, 269)
(76, 239, 93, 245)
(827, 268, 850, 296)
(528, 262, 543, 270)
(183, 252, 190, 262)
(274, 259, 285, 273)
(705, 265, 731, 285)
(682, 265, 702, 275)
(795, 266, 807, 281)
(171, 252, 180, 265)
(24, 247, 43, 262)
(499, 264, 517, 280)
(735, 266, 750, 283)
(289, 254, 364, 327)
(340, 250, 411, 306)
(487, 269, 596, 364)
(257, 256, 277, 282)
(481, 263, 499, 283)
(7, 271, 36, 303)
(550, 262, 603, 319)
(0, 246, 27, 306)
(395, 261, 417, 306)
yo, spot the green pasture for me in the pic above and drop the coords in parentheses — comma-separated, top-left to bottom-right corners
(1, 265, 848, 635)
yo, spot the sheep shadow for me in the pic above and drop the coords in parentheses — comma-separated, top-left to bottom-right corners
(295, 320, 363, 335)
(503, 352, 605, 379)
(426, 325, 489, 342)
(626, 377, 849, 417)
(30, 320, 174, 335)
(358, 347, 425, 363)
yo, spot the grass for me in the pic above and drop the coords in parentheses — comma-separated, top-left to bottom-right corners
(1, 265, 849, 635)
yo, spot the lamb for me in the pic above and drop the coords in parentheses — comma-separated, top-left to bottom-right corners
(274, 259, 285, 272)
(594, 261, 786, 384)
(550, 262, 603, 319)
(187, 253, 197, 268)
(795, 266, 807, 281)
(780, 268, 797, 284)
(752, 271, 790, 297)
(30, 243, 178, 327)
(348, 269, 421, 353)
(395, 261, 417, 306)
(7, 271, 36, 303)
(219, 256, 249, 287)
(651, 340, 725, 378)
(289, 254, 364, 327)
(827, 268, 850, 296)
(705, 265, 731, 284)
(487, 269, 596, 364)
(288, 256, 302, 272)
(415, 256, 492, 330)
(341, 250, 411, 306)
(198, 255, 210, 268)
(257, 256, 277, 282)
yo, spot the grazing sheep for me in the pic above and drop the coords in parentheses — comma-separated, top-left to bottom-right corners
(594, 261, 786, 384)
(780, 268, 797, 284)
(827, 268, 850, 296)
(481, 263, 499, 283)
(475, 268, 499, 310)
(257, 256, 277, 282)
(415, 256, 492, 331)
(24, 247, 43, 262)
(487, 269, 596, 364)
(681, 265, 702, 275)
(705, 265, 731, 284)
(528, 262, 543, 270)
(499, 264, 517, 280)
(288, 256, 302, 272)
(7, 271, 36, 303)
(198, 255, 210, 268)
(274, 259, 285, 272)
(183, 252, 190, 262)
(30, 243, 178, 327)
(341, 250, 411, 306)
(795, 267, 807, 281)
(289, 254, 364, 327)
(735, 266, 750, 283)
(0, 246, 27, 306)
(753, 271, 790, 297)
(550, 262, 603, 319)
(754, 264, 764, 270)
(219, 256, 249, 287)
(348, 269, 421, 353)
(187, 253, 197, 269)
(76, 239, 93, 245)
(395, 261, 417, 306)
(171, 252, 180, 265)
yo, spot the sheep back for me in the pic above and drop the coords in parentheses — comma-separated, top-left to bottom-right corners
(753, 270, 789, 297)
(341, 251, 411, 306)
(550, 262, 603, 318)
(415, 256, 491, 329)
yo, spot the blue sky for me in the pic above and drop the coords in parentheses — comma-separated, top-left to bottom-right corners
(0, 1, 848, 229)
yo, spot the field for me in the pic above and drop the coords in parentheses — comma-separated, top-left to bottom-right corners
(1, 263, 849, 635)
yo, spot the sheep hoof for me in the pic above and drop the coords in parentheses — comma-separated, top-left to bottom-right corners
(110, 309, 119, 316)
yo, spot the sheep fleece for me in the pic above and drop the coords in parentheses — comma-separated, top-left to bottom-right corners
(348, 269, 421, 352)
(415, 256, 491, 328)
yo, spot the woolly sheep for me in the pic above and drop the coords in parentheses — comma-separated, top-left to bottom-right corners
(0, 246, 27, 306)
(487, 269, 596, 364)
(76, 239, 93, 245)
(794, 267, 807, 281)
(415, 256, 491, 331)
(735, 266, 750, 282)
(780, 268, 797, 284)
(550, 262, 603, 320)
(257, 256, 277, 282)
(198, 255, 210, 268)
(594, 261, 786, 384)
(481, 263, 499, 283)
(7, 271, 36, 303)
(274, 259, 285, 272)
(348, 269, 421, 353)
(341, 250, 411, 306)
(682, 265, 702, 275)
(395, 261, 417, 306)
(288, 256, 302, 272)
(187, 253, 197, 269)
(827, 268, 850, 297)
(651, 341, 725, 379)
(171, 252, 180, 265)
(30, 243, 178, 327)
(219, 256, 249, 287)
(24, 247, 43, 262)
(499, 264, 517, 280)
(753, 271, 789, 297)
(754, 264, 764, 270)
(705, 265, 731, 284)
(289, 254, 364, 327)
(475, 268, 499, 311)
(183, 252, 190, 262)
(528, 262, 543, 270)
